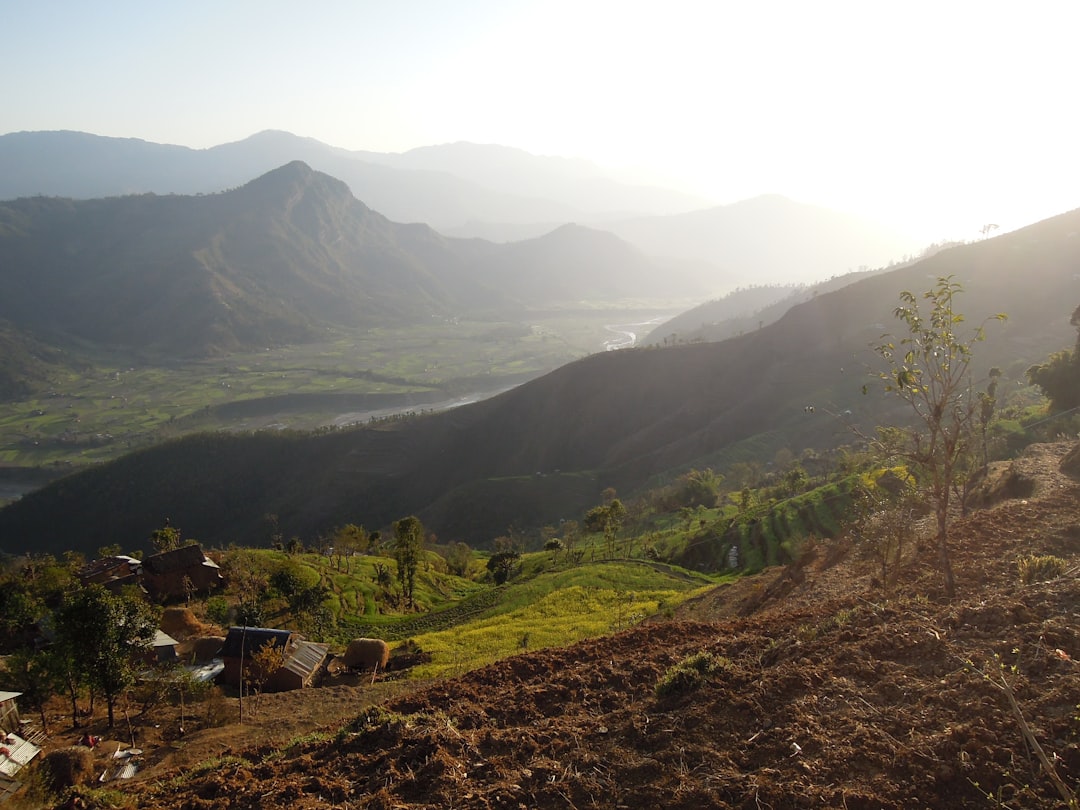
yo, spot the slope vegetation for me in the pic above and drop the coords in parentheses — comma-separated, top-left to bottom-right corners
(2, 207, 1078, 553)
(124, 441, 1080, 808)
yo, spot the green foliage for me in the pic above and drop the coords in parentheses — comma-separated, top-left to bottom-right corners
(149, 524, 181, 553)
(53, 585, 158, 727)
(486, 550, 520, 585)
(444, 541, 473, 577)
(204, 595, 231, 626)
(1027, 304, 1080, 411)
(584, 498, 626, 557)
(393, 516, 425, 608)
(655, 650, 730, 697)
(1017, 554, 1068, 584)
(870, 276, 1005, 598)
(677, 468, 725, 508)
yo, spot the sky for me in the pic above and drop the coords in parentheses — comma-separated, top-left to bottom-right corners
(2, 0, 1078, 242)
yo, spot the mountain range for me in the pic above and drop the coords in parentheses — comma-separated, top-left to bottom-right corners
(0, 130, 920, 287)
(2, 205, 1076, 555)
(0, 161, 694, 359)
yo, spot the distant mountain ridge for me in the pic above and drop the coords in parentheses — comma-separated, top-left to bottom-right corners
(3, 205, 1077, 554)
(0, 161, 690, 358)
(0, 130, 705, 230)
(0, 130, 921, 293)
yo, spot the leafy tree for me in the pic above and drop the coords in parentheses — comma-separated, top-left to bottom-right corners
(445, 541, 472, 577)
(561, 520, 580, 563)
(869, 276, 1005, 598)
(149, 523, 181, 554)
(269, 560, 308, 600)
(1, 647, 57, 730)
(393, 516, 425, 608)
(222, 549, 270, 626)
(247, 639, 288, 713)
(486, 550, 520, 585)
(848, 484, 918, 595)
(585, 499, 626, 557)
(678, 468, 724, 507)
(1027, 304, 1080, 411)
(0, 583, 43, 650)
(544, 537, 565, 555)
(53, 585, 158, 727)
(332, 523, 368, 572)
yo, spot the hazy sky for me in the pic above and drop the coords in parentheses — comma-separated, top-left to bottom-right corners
(3, 1, 1078, 242)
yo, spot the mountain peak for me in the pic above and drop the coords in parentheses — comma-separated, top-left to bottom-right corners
(236, 161, 356, 207)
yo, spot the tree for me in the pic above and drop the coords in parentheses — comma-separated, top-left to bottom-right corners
(1027, 304, 1080, 411)
(149, 523, 181, 554)
(487, 550, 520, 585)
(678, 468, 724, 508)
(445, 541, 472, 577)
(393, 516, 425, 608)
(585, 499, 626, 557)
(333, 524, 368, 572)
(222, 549, 270, 627)
(1, 648, 57, 731)
(53, 585, 158, 727)
(870, 276, 1006, 598)
(247, 640, 288, 713)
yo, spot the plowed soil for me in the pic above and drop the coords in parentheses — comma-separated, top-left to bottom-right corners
(99, 442, 1080, 807)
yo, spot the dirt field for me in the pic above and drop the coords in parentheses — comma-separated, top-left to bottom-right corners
(49, 442, 1080, 807)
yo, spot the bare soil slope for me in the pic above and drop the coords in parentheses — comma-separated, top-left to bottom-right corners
(119, 441, 1080, 809)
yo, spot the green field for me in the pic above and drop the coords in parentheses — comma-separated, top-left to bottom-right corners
(230, 546, 715, 680)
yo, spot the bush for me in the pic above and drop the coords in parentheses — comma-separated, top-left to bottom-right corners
(655, 650, 730, 697)
(1017, 554, 1068, 584)
(204, 595, 230, 626)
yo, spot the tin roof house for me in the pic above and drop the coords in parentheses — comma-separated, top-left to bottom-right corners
(218, 627, 329, 692)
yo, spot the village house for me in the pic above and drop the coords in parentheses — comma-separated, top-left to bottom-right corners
(218, 627, 329, 692)
(77, 555, 142, 593)
(141, 544, 222, 601)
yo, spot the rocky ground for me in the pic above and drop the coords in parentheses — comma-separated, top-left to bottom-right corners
(59, 442, 1080, 807)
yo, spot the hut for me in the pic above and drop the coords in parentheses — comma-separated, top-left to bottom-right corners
(150, 630, 180, 663)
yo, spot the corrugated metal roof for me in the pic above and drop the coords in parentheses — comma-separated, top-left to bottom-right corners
(283, 641, 329, 682)
(152, 630, 179, 648)
(0, 734, 40, 777)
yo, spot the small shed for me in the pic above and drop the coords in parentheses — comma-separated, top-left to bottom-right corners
(269, 641, 330, 692)
(151, 630, 180, 663)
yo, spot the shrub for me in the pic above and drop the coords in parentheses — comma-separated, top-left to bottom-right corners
(655, 650, 730, 697)
(1017, 554, 1068, 584)
(204, 595, 230, 626)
